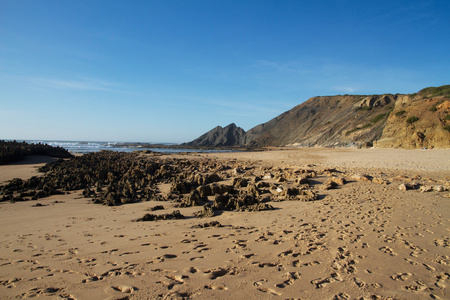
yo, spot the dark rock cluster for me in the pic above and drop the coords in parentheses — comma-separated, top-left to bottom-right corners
(1, 151, 324, 220)
(0, 140, 73, 165)
(135, 210, 185, 222)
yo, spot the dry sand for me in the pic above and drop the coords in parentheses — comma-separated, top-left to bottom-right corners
(0, 148, 449, 299)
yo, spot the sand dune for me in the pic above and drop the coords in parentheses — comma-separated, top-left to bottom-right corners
(0, 148, 449, 299)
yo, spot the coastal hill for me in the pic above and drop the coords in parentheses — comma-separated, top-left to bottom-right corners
(186, 85, 450, 149)
(184, 123, 246, 147)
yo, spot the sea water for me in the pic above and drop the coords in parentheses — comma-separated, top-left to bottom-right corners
(21, 140, 231, 154)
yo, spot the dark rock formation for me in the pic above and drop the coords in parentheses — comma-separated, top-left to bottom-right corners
(136, 210, 185, 222)
(0, 140, 73, 165)
(184, 123, 246, 147)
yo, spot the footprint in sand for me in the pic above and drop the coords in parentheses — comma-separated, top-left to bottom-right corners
(150, 254, 177, 263)
(189, 256, 204, 261)
(390, 272, 412, 281)
(205, 268, 228, 280)
(405, 258, 418, 265)
(423, 263, 436, 272)
(193, 242, 210, 252)
(379, 246, 397, 256)
(100, 248, 118, 254)
(0, 277, 22, 288)
(253, 279, 267, 287)
(232, 239, 247, 249)
(257, 287, 281, 296)
(301, 261, 321, 267)
(435, 272, 449, 288)
(204, 283, 228, 290)
(404, 280, 428, 292)
(18, 287, 65, 298)
(275, 271, 300, 288)
(353, 277, 365, 287)
(311, 273, 342, 289)
(104, 285, 136, 295)
(118, 251, 140, 256)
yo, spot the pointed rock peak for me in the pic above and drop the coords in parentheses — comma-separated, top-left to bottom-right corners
(224, 123, 237, 128)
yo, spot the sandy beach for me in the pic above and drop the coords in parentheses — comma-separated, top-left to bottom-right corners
(0, 148, 449, 299)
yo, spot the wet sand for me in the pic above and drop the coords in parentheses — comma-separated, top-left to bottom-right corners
(0, 148, 449, 299)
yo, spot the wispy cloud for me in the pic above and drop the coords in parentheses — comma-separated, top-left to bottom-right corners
(252, 60, 299, 73)
(25, 76, 118, 92)
(333, 85, 357, 94)
(249, 59, 314, 76)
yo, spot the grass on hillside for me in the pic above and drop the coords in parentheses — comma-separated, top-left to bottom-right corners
(418, 85, 450, 97)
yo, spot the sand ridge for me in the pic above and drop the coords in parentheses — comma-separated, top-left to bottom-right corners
(0, 148, 449, 299)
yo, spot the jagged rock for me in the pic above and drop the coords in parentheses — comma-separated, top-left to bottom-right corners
(197, 185, 212, 198)
(212, 192, 270, 212)
(278, 187, 317, 201)
(136, 210, 184, 222)
(399, 183, 413, 191)
(321, 183, 334, 190)
(419, 186, 433, 193)
(277, 177, 287, 183)
(233, 167, 243, 175)
(149, 205, 164, 211)
(171, 181, 191, 194)
(245, 202, 275, 212)
(263, 173, 274, 179)
(247, 184, 260, 196)
(192, 221, 222, 228)
(434, 185, 446, 192)
(178, 190, 204, 207)
(194, 205, 215, 218)
(352, 174, 372, 182)
(210, 184, 234, 195)
(326, 176, 346, 186)
(296, 176, 310, 185)
(256, 181, 271, 188)
(372, 177, 389, 185)
(233, 178, 248, 188)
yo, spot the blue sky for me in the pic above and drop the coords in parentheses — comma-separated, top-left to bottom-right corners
(1, 0, 449, 143)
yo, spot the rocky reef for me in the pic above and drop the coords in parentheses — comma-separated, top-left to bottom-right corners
(0, 140, 73, 165)
(1, 150, 449, 224)
(0, 151, 322, 219)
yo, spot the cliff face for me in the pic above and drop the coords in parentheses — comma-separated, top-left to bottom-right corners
(246, 94, 395, 147)
(376, 89, 450, 149)
(186, 85, 450, 149)
(185, 123, 246, 147)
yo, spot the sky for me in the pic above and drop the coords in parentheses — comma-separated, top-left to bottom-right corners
(1, 0, 449, 143)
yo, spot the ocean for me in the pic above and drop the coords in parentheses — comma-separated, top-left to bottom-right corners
(21, 140, 232, 154)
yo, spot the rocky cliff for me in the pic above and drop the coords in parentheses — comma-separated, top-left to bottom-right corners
(246, 94, 396, 147)
(186, 85, 450, 148)
(376, 86, 450, 149)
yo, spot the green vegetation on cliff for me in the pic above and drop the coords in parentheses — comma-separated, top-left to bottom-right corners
(418, 85, 450, 97)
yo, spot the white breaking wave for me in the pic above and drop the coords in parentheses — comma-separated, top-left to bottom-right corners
(21, 140, 230, 154)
